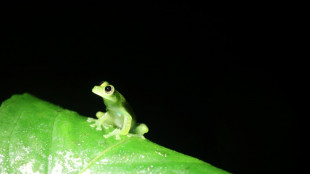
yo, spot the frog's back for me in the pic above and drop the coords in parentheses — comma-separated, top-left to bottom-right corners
(121, 100, 136, 120)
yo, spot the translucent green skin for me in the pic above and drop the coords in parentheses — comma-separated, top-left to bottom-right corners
(87, 81, 148, 139)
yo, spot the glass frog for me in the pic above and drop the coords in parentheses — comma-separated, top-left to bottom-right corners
(87, 81, 149, 139)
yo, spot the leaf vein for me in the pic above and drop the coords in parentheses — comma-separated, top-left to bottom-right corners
(47, 111, 61, 174)
(79, 138, 129, 174)
(7, 111, 23, 173)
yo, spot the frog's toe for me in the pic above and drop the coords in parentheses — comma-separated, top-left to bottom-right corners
(90, 123, 97, 127)
(128, 133, 145, 139)
(115, 134, 121, 140)
(95, 126, 102, 131)
(102, 124, 112, 130)
(103, 133, 114, 139)
(87, 117, 96, 123)
(89, 121, 103, 131)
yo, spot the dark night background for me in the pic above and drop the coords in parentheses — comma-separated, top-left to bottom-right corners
(0, 2, 304, 174)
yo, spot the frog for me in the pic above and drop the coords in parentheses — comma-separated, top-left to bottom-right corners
(87, 81, 149, 140)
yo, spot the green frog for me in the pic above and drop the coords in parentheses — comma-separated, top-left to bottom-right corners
(87, 81, 149, 139)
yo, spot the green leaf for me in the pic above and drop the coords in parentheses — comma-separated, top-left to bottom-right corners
(0, 93, 230, 174)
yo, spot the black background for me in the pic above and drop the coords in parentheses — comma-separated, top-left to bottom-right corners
(0, 2, 304, 174)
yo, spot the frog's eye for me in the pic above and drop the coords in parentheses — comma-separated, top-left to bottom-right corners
(105, 85, 114, 94)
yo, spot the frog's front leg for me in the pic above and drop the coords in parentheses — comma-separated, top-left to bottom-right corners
(103, 112, 132, 140)
(119, 112, 132, 135)
(104, 128, 121, 140)
(87, 111, 110, 130)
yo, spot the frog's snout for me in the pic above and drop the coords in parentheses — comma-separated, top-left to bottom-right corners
(92, 86, 104, 96)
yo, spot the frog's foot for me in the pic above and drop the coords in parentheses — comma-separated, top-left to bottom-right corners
(87, 117, 96, 123)
(135, 123, 149, 136)
(102, 124, 113, 130)
(87, 117, 103, 131)
(104, 129, 121, 140)
(127, 133, 146, 139)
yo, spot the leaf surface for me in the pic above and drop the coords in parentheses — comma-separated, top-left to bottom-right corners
(0, 93, 229, 173)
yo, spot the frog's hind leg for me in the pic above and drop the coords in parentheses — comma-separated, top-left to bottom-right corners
(134, 123, 149, 136)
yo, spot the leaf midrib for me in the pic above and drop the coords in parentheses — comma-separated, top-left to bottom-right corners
(47, 111, 61, 174)
(7, 111, 23, 174)
(78, 138, 130, 174)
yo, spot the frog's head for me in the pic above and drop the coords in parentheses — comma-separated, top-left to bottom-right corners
(92, 81, 117, 103)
